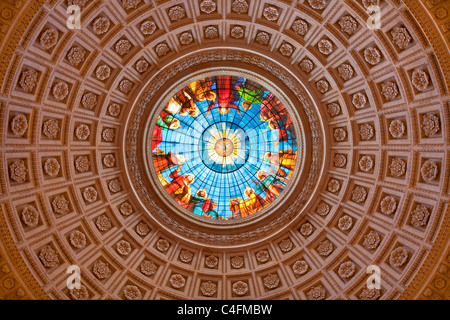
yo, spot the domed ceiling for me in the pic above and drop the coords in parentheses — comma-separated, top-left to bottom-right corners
(0, 0, 449, 300)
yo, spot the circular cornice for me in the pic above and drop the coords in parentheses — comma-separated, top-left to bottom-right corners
(124, 51, 323, 245)
(142, 67, 308, 226)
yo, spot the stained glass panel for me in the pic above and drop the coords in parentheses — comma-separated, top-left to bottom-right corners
(152, 76, 298, 220)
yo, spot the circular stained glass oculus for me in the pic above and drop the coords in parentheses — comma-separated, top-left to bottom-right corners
(151, 76, 298, 221)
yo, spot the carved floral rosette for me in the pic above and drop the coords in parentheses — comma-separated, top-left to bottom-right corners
(338, 15, 358, 35)
(307, 285, 326, 300)
(93, 260, 112, 279)
(380, 196, 397, 215)
(123, 285, 142, 300)
(140, 260, 157, 276)
(52, 195, 69, 214)
(292, 19, 308, 35)
(92, 17, 110, 35)
(316, 202, 330, 216)
(232, 281, 248, 296)
(40, 28, 59, 49)
(140, 20, 157, 35)
(232, 0, 249, 15)
(21, 205, 39, 227)
(363, 231, 381, 250)
(200, 0, 216, 14)
(10, 114, 28, 136)
(231, 256, 244, 269)
(364, 47, 382, 65)
(292, 260, 309, 276)
(96, 214, 112, 232)
(230, 26, 244, 39)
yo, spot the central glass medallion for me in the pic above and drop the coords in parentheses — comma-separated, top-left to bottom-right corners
(215, 139, 233, 157)
(201, 122, 249, 174)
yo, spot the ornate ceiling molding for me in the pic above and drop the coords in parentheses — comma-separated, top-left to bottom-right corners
(124, 49, 324, 245)
(0, 0, 448, 300)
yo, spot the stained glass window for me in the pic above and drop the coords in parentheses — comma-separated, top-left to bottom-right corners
(152, 76, 298, 220)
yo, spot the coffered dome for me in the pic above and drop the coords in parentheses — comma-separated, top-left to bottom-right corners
(0, 0, 449, 300)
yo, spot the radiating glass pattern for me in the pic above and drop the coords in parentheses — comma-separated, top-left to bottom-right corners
(152, 76, 298, 220)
